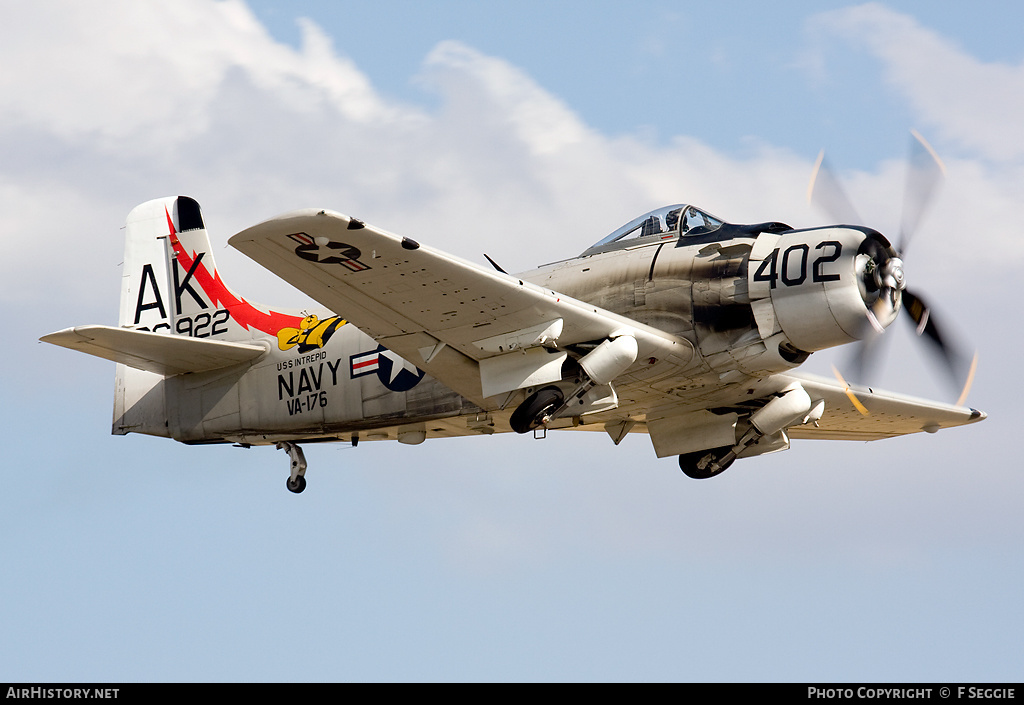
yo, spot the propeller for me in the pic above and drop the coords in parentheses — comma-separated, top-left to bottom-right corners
(808, 131, 977, 407)
(898, 129, 946, 256)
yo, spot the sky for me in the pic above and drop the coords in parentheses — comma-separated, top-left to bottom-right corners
(2, 0, 1022, 682)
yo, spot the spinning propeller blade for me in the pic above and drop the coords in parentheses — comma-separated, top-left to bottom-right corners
(813, 132, 977, 406)
(898, 130, 946, 256)
(831, 365, 870, 416)
(901, 289, 978, 405)
(807, 150, 863, 226)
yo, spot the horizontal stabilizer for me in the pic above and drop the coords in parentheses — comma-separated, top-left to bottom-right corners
(40, 325, 265, 376)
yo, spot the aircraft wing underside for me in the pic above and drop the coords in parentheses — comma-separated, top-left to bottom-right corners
(230, 209, 694, 408)
(780, 372, 984, 441)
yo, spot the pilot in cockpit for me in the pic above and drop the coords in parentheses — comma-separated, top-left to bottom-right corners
(665, 207, 681, 233)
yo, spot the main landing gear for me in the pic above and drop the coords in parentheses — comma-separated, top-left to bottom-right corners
(277, 441, 307, 494)
(678, 446, 734, 479)
(509, 386, 565, 434)
(508, 335, 639, 435)
(675, 386, 823, 480)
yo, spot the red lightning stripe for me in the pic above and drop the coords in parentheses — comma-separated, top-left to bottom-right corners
(165, 206, 305, 335)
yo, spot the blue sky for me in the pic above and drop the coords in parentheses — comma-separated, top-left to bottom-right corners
(2, 0, 1022, 682)
(248, 0, 1024, 170)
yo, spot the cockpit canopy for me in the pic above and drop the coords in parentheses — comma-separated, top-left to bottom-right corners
(581, 204, 725, 257)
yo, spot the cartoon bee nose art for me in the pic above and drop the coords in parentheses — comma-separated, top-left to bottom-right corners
(276, 314, 346, 353)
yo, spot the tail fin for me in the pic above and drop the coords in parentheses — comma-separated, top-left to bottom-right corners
(44, 196, 334, 437)
(113, 195, 249, 436)
(119, 195, 225, 332)
(121, 195, 314, 343)
(112, 196, 307, 436)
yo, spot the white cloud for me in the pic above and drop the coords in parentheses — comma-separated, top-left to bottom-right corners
(0, 1, 399, 151)
(3, 0, 1017, 359)
(424, 41, 591, 157)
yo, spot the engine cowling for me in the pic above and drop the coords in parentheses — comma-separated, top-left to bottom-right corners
(748, 226, 903, 354)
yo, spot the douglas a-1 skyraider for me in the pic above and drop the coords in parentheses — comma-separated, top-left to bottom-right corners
(43, 134, 984, 492)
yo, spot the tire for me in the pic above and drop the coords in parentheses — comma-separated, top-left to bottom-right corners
(509, 386, 565, 434)
(287, 475, 307, 494)
(678, 447, 734, 479)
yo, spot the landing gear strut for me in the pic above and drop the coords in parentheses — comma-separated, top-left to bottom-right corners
(277, 441, 307, 494)
(677, 386, 822, 480)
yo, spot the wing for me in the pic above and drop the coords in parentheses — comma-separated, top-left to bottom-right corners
(783, 371, 985, 440)
(229, 209, 694, 406)
(41, 325, 265, 376)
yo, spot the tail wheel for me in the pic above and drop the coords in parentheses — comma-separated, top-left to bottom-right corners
(286, 475, 307, 494)
(678, 447, 734, 479)
(510, 386, 565, 434)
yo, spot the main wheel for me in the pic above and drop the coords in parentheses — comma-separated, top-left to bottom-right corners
(287, 475, 307, 494)
(678, 447, 734, 479)
(509, 386, 565, 434)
